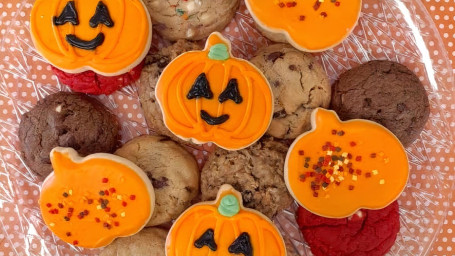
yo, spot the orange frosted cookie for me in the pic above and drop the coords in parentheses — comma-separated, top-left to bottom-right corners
(166, 184, 286, 256)
(39, 147, 155, 248)
(245, 0, 362, 51)
(285, 108, 409, 218)
(156, 32, 273, 150)
(30, 0, 152, 76)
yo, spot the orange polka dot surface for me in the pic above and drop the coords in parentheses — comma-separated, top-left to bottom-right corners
(0, 0, 454, 255)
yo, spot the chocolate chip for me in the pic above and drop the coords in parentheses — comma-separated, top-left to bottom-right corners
(273, 109, 287, 118)
(308, 62, 314, 70)
(397, 103, 406, 112)
(273, 80, 281, 87)
(267, 52, 284, 63)
(363, 98, 372, 107)
(289, 65, 297, 71)
(159, 137, 172, 142)
(242, 190, 253, 204)
(151, 177, 169, 189)
(156, 57, 170, 68)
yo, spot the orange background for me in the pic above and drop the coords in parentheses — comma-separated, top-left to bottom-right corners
(421, 1, 455, 254)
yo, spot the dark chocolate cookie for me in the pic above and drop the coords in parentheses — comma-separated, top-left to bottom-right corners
(297, 201, 400, 256)
(331, 60, 430, 146)
(19, 92, 119, 177)
(200, 136, 293, 219)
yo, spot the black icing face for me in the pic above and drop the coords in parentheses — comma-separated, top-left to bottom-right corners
(187, 72, 243, 126)
(193, 229, 253, 256)
(53, 1, 114, 50)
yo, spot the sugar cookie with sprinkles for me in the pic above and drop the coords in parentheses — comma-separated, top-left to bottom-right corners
(245, 0, 362, 51)
(285, 108, 409, 218)
(30, 0, 152, 94)
(39, 147, 155, 248)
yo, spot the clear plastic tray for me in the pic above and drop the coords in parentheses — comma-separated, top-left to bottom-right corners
(0, 0, 454, 255)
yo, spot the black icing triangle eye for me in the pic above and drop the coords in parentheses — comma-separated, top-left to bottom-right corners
(53, 1, 79, 26)
(228, 232, 253, 256)
(89, 1, 114, 28)
(218, 78, 243, 104)
(187, 73, 213, 100)
(194, 229, 217, 251)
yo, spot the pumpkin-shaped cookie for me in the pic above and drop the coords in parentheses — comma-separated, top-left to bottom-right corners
(245, 0, 362, 51)
(39, 147, 155, 248)
(166, 184, 286, 256)
(30, 0, 152, 76)
(156, 32, 273, 150)
(285, 108, 409, 218)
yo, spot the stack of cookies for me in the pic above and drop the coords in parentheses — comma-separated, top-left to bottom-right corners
(22, 0, 431, 255)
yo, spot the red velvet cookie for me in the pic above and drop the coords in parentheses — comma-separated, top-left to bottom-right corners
(297, 201, 400, 256)
(52, 63, 144, 95)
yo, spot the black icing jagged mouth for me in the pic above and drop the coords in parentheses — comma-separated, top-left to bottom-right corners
(66, 32, 105, 50)
(200, 110, 229, 125)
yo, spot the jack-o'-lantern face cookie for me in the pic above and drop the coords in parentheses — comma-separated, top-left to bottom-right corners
(285, 108, 409, 218)
(245, 0, 362, 51)
(39, 147, 155, 248)
(156, 32, 274, 150)
(166, 184, 286, 256)
(30, 0, 152, 76)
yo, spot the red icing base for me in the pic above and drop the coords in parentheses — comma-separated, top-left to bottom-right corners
(297, 201, 400, 256)
(52, 62, 144, 95)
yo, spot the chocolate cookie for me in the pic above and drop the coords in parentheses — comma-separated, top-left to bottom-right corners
(297, 201, 400, 256)
(250, 44, 331, 139)
(200, 137, 293, 219)
(115, 135, 199, 226)
(100, 227, 167, 256)
(145, 0, 240, 40)
(139, 40, 202, 138)
(331, 60, 430, 146)
(19, 92, 119, 177)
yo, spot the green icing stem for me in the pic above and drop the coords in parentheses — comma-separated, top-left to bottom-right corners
(208, 43, 230, 61)
(218, 195, 240, 217)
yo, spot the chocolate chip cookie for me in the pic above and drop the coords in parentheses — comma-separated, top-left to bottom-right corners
(145, 0, 240, 40)
(331, 60, 430, 146)
(19, 92, 119, 178)
(100, 227, 167, 256)
(115, 135, 199, 226)
(250, 44, 331, 139)
(200, 136, 293, 219)
(139, 40, 202, 139)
